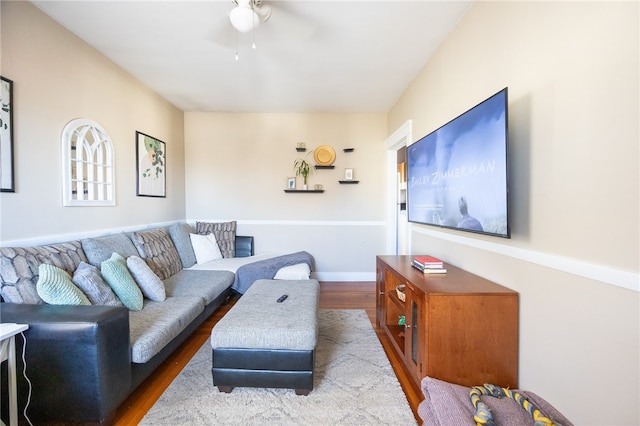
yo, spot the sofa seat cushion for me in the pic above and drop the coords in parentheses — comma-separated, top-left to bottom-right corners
(0, 241, 88, 304)
(129, 296, 204, 363)
(163, 269, 234, 305)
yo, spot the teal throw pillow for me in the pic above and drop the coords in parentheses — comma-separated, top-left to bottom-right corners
(101, 253, 144, 311)
(36, 263, 91, 306)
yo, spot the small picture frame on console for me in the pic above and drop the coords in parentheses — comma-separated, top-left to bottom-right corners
(287, 177, 296, 189)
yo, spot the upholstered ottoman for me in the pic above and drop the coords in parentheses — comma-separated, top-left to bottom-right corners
(210, 279, 320, 395)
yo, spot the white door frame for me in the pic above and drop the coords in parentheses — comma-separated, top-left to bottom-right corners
(384, 120, 412, 255)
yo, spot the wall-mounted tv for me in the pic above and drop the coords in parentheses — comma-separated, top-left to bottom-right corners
(407, 88, 510, 238)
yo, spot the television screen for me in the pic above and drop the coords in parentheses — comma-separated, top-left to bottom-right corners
(407, 88, 510, 238)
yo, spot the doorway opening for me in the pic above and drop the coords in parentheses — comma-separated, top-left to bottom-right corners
(384, 120, 412, 255)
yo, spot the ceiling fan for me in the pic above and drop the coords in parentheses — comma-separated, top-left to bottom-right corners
(229, 0, 272, 33)
(211, 0, 314, 59)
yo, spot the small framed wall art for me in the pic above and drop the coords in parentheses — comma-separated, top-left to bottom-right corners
(1, 76, 15, 192)
(344, 168, 354, 181)
(136, 131, 166, 197)
(287, 177, 296, 189)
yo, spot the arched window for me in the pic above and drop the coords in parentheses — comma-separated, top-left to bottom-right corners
(61, 119, 115, 206)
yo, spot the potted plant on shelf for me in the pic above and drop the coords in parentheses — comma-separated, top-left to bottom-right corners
(294, 157, 313, 190)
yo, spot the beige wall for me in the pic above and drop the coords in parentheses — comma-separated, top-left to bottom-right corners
(0, 2, 186, 243)
(184, 112, 388, 279)
(389, 1, 639, 424)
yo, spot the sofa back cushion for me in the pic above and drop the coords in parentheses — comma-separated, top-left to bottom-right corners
(82, 232, 139, 267)
(130, 228, 182, 280)
(168, 222, 197, 268)
(0, 241, 88, 304)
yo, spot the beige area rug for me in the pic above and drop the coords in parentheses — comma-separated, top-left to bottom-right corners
(141, 309, 417, 425)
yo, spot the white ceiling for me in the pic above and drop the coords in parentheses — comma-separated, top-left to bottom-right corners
(31, 0, 472, 113)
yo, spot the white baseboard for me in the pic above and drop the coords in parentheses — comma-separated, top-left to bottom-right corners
(311, 272, 376, 282)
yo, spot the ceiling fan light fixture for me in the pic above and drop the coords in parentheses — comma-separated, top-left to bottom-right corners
(229, 6, 260, 33)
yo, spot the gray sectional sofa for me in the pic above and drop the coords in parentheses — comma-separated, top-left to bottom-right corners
(0, 221, 253, 424)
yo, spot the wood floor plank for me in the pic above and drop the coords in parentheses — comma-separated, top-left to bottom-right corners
(113, 282, 422, 425)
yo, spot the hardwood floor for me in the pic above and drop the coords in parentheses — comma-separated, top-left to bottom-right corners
(113, 282, 422, 425)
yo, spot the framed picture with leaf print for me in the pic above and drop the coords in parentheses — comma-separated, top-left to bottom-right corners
(136, 131, 166, 197)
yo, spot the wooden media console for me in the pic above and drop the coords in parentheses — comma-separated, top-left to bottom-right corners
(376, 255, 519, 389)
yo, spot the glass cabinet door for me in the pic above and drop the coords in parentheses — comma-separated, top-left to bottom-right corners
(375, 265, 385, 328)
(411, 298, 419, 365)
(405, 287, 424, 378)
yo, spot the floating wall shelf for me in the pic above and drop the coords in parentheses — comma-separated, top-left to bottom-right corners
(314, 165, 334, 170)
(284, 189, 324, 193)
(343, 148, 354, 152)
(339, 180, 359, 184)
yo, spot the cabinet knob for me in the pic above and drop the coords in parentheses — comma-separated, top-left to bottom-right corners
(379, 291, 384, 295)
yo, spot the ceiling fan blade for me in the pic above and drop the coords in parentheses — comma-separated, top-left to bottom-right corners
(255, 5, 271, 23)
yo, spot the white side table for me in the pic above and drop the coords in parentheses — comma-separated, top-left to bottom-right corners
(0, 323, 29, 426)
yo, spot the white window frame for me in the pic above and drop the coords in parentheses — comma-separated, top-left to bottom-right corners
(61, 119, 115, 206)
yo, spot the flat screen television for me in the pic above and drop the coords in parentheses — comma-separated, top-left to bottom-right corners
(407, 88, 510, 238)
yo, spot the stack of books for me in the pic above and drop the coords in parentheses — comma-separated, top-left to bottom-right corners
(411, 255, 447, 274)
